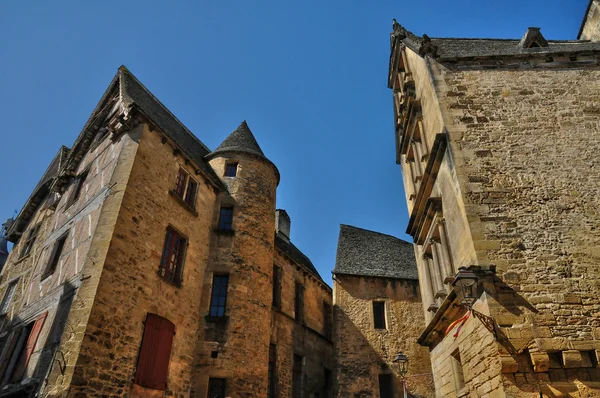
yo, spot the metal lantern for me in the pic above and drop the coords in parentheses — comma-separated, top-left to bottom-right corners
(452, 267, 479, 307)
(393, 351, 409, 378)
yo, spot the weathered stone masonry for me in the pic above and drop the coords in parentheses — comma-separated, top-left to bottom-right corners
(389, 5, 600, 397)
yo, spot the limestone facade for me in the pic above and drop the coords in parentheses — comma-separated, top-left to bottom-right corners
(389, 6, 600, 397)
(0, 67, 333, 397)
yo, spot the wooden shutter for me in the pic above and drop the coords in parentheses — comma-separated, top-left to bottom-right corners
(134, 313, 175, 390)
(11, 312, 47, 382)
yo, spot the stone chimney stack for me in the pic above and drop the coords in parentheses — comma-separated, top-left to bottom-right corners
(275, 209, 291, 242)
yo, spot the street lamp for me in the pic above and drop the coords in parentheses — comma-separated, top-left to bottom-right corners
(393, 351, 409, 398)
(452, 267, 478, 308)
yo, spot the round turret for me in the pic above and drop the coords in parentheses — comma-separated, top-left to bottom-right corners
(204, 121, 278, 396)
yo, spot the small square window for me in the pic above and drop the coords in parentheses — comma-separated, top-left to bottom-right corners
(224, 163, 238, 177)
(218, 207, 234, 232)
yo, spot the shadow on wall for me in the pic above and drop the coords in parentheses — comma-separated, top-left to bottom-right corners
(334, 277, 433, 398)
(484, 276, 600, 397)
(0, 281, 76, 398)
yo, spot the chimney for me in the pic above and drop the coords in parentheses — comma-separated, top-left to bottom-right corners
(275, 209, 291, 242)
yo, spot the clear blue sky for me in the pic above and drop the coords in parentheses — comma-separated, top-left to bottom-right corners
(0, 1, 587, 285)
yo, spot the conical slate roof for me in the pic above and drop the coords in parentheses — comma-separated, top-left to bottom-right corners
(209, 121, 267, 160)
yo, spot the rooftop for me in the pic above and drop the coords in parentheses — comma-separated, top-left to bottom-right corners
(333, 225, 418, 280)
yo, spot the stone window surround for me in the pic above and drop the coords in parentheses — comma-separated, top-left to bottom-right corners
(415, 200, 455, 313)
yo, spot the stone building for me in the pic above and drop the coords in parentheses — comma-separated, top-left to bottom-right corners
(333, 225, 434, 398)
(0, 66, 333, 397)
(388, 2, 600, 397)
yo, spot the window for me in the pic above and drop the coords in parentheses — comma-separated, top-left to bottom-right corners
(67, 169, 89, 207)
(373, 301, 386, 329)
(0, 312, 48, 384)
(224, 163, 238, 177)
(272, 266, 282, 309)
(208, 378, 226, 398)
(158, 228, 187, 284)
(323, 301, 332, 339)
(20, 224, 40, 258)
(323, 368, 332, 398)
(451, 349, 465, 392)
(209, 275, 229, 317)
(292, 354, 303, 398)
(294, 282, 304, 323)
(378, 374, 394, 398)
(0, 281, 18, 315)
(42, 233, 68, 279)
(217, 207, 233, 232)
(173, 167, 198, 209)
(134, 313, 175, 390)
(268, 344, 277, 398)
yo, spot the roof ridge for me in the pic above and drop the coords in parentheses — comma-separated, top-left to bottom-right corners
(118, 67, 211, 154)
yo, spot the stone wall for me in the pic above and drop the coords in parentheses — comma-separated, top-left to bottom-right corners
(195, 151, 278, 397)
(271, 246, 334, 397)
(580, 0, 600, 41)
(0, 123, 139, 397)
(333, 275, 434, 398)
(66, 124, 217, 397)
(434, 60, 600, 396)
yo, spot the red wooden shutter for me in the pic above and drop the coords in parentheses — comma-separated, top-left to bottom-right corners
(0, 331, 21, 382)
(12, 312, 47, 382)
(134, 313, 175, 390)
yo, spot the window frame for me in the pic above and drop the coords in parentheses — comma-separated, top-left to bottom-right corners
(209, 274, 229, 318)
(173, 167, 199, 210)
(373, 301, 387, 330)
(217, 206, 234, 233)
(66, 168, 90, 208)
(158, 227, 188, 285)
(0, 281, 18, 316)
(207, 377, 226, 398)
(41, 232, 69, 280)
(224, 162, 238, 177)
(20, 224, 40, 259)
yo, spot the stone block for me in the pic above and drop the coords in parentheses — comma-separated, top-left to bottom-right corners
(562, 350, 583, 368)
(500, 355, 518, 373)
(529, 352, 550, 372)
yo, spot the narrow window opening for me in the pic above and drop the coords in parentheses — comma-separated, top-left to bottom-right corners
(451, 349, 466, 392)
(292, 354, 303, 398)
(210, 351, 218, 359)
(224, 163, 238, 177)
(67, 169, 89, 208)
(294, 282, 304, 323)
(218, 207, 234, 232)
(268, 344, 277, 398)
(0, 281, 18, 316)
(208, 378, 226, 398)
(272, 266, 282, 309)
(20, 224, 40, 258)
(378, 374, 394, 398)
(373, 301, 386, 330)
(209, 275, 229, 317)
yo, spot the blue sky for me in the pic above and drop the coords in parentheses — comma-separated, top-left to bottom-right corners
(0, 1, 588, 285)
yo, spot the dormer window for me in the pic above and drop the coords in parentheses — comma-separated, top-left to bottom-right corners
(224, 163, 238, 177)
